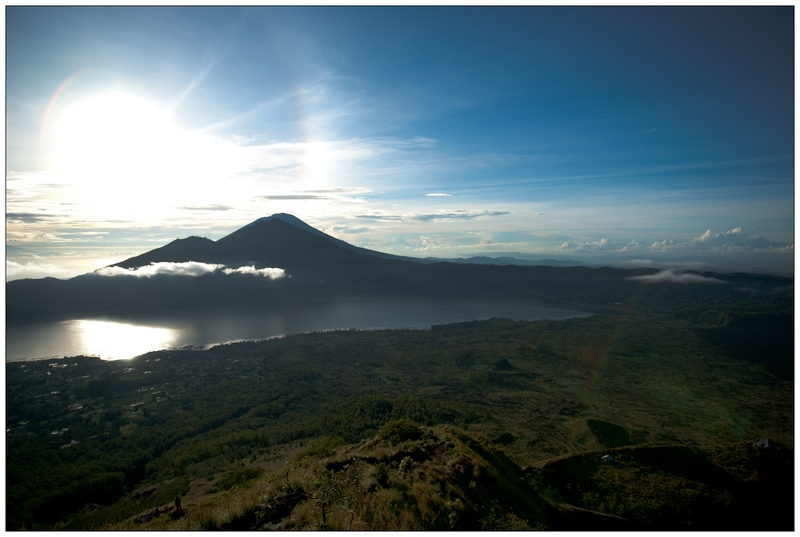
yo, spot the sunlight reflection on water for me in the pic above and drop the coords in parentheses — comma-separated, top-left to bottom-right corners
(59, 319, 176, 361)
(6, 299, 592, 362)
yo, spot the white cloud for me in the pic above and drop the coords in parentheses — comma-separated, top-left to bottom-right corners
(697, 229, 714, 242)
(95, 261, 287, 279)
(426, 192, 451, 197)
(415, 235, 446, 251)
(329, 226, 370, 234)
(7, 260, 74, 280)
(221, 266, 286, 279)
(555, 237, 610, 252)
(693, 227, 747, 247)
(646, 227, 793, 253)
(648, 239, 677, 252)
(628, 269, 725, 284)
(96, 261, 223, 277)
(620, 239, 639, 251)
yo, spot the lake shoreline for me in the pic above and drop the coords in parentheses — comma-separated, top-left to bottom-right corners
(6, 297, 595, 362)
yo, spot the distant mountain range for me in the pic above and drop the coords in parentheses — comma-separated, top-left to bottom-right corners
(424, 255, 583, 267)
(6, 214, 792, 323)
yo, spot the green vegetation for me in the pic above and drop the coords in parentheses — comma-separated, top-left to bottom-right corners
(211, 466, 264, 493)
(98, 425, 790, 531)
(6, 300, 793, 530)
(534, 441, 793, 530)
(378, 419, 423, 444)
(107, 424, 554, 530)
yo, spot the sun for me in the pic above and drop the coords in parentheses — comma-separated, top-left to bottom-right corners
(53, 92, 172, 170)
(44, 89, 259, 222)
(45, 90, 210, 220)
(50, 91, 179, 191)
(41, 87, 258, 223)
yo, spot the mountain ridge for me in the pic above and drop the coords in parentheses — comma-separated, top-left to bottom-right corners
(114, 236, 219, 268)
(7, 213, 793, 323)
(114, 214, 426, 271)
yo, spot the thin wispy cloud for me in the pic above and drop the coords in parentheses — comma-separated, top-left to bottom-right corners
(629, 269, 725, 285)
(507, 155, 794, 187)
(259, 194, 365, 203)
(178, 204, 234, 211)
(411, 210, 510, 222)
(258, 187, 370, 204)
(310, 188, 370, 195)
(616, 259, 712, 271)
(352, 210, 509, 223)
(261, 195, 338, 200)
(329, 226, 370, 234)
(7, 212, 57, 224)
(353, 214, 404, 221)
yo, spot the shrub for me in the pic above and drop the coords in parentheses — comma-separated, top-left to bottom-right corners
(378, 419, 422, 445)
(212, 466, 264, 492)
(297, 436, 345, 460)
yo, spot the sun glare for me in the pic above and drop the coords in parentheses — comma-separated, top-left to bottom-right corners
(73, 319, 175, 360)
(42, 88, 350, 222)
(53, 92, 174, 174)
(46, 90, 238, 220)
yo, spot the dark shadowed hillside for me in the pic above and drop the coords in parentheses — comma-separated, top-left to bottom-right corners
(114, 236, 219, 268)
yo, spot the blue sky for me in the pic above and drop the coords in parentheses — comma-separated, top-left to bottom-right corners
(6, 6, 795, 280)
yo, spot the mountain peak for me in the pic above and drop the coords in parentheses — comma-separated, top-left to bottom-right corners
(245, 213, 306, 226)
(240, 213, 331, 240)
(233, 213, 424, 264)
(271, 213, 306, 225)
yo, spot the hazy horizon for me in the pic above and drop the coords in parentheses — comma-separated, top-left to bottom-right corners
(6, 7, 794, 280)
(6, 213, 793, 281)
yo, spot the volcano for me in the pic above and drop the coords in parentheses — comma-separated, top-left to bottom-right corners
(113, 213, 425, 281)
